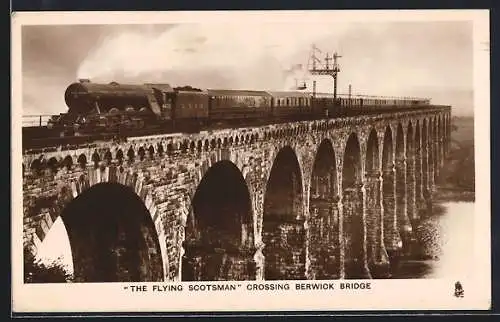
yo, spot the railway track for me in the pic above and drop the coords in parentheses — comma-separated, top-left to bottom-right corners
(22, 106, 439, 152)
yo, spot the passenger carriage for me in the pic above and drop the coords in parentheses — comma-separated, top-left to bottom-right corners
(267, 91, 313, 120)
(207, 89, 272, 121)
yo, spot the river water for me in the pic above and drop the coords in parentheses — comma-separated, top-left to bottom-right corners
(393, 201, 475, 279)
(35, 202, 475, 280)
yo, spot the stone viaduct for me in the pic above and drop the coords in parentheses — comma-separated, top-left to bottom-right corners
(22, 106, 451, 282)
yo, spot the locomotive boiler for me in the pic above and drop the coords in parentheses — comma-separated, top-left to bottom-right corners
(57, 79, 176, 135)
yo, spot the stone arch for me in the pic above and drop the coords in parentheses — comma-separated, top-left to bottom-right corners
(395, 123, 411, 253)
(77, 154, 87, 169)
(406, 121, 417, 226)
(183, 160, 254, 281)
(63, 155, 73, 170)
(138, 147, 146, 161)
(44, 157, 57, 175)
(438, 114, 444, 167)
(308, 138, 339, 279)
(414, 120, 423, 210)
(366, 129, 380, 173)
(91, 151, 100, 168)
(179, 140, 188, 153)
(381, 125, 401, 260)
(127, 147, 135, 162)
(59, 182, 164, 282)
(427, 117, 435, 187)
(116, 149, 124, 164)
(167, 142, 174, 155)
(104, 150, 112, 165)
(263, 146, 305, 280)
(422, 119, 429, 196)
(148, 145, 155, 159)
(30, 158, 43, 174)
(341, 132, 365, 278)
(157, 143, 164, 156)
(431, 117, 438, 182)
(364, 128, 386, 276)
(342, 133, 363, 189)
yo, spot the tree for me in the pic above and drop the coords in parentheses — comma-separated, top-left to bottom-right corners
(24, 245, 73, 283)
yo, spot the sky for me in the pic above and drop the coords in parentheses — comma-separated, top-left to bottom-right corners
(21, 20, 474, 116)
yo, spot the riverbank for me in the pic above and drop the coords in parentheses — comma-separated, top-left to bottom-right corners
(433, 185, 475, 203)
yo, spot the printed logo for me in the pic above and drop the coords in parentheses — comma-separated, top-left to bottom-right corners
(454, 281, 464, 298)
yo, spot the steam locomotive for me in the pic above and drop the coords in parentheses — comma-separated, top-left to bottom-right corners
(48, 79, 431, 136)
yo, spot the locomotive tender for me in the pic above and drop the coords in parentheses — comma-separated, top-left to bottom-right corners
(50, 79, 431, 136)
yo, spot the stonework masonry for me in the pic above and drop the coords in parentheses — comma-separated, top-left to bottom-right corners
(22, 106, 451, 282)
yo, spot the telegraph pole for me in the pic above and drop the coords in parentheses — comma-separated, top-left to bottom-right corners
(308, 44, 342, 102)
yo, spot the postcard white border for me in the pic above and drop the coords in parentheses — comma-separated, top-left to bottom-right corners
(11, 9, 491, 313)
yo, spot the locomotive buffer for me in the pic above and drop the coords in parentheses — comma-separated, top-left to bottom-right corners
(308, 44, 342, 103)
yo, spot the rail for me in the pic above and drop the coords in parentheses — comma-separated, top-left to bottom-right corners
(22, 115, 56, 128)
(22, 105, 447, 152)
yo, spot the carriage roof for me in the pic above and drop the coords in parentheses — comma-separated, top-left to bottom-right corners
(207, 89, 272, 97)
(266, 91, 312, 98)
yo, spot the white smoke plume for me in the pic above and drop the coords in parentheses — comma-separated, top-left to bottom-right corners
(22, 21, 474, 116)
(76, 23, 355, 91)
